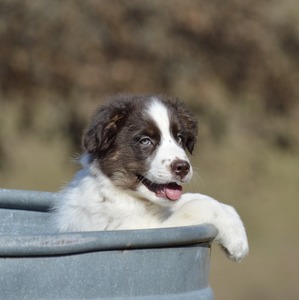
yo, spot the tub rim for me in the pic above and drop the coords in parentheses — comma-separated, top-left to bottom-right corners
(0, 188, 218, 257)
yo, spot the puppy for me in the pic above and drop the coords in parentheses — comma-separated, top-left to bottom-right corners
(53, 95, 248, 261)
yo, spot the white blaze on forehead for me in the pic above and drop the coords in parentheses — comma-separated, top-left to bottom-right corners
(145, 98, 192, 183)
(147, 98, 171, 139)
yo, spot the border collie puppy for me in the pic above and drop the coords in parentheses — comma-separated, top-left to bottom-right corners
(53, 95, 248, 261)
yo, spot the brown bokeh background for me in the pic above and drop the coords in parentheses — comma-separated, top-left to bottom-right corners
(1, 1, 299, 299)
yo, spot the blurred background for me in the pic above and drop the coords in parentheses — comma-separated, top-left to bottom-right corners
(0, 0, 298, 299)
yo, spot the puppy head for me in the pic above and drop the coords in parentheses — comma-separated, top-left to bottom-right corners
(83, 95, 198, 206)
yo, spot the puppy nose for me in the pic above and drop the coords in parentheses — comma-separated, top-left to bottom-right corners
(171, 159, 190, 179)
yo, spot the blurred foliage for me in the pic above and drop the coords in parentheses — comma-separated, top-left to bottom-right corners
(1, 1, 299, 299)
(0, 0, 299, 155)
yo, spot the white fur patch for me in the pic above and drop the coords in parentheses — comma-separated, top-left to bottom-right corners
(145, 99, 192, 184)
(52, 96, 249, 262)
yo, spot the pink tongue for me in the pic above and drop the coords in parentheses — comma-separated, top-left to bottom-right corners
(156, 185, 183, 201)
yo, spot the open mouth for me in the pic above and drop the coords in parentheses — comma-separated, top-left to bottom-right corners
(137, 175, 183, 201)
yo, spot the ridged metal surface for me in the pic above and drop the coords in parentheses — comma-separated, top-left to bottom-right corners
(0, 189, 216, 299)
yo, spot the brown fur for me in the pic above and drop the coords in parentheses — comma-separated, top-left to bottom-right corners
(82, 95, 198, 190)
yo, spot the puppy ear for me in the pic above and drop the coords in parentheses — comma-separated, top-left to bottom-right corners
(185, 136, 197, 154)
(174, 100, 198, 154)
(82, 100, 129, 155)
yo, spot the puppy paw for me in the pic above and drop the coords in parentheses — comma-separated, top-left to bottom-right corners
(220, 231, 249, 262)
(168, 195, 249, 261)
(216, 204, 249, 262)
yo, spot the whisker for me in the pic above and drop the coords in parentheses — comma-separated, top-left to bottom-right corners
(189, 170, 206, 192)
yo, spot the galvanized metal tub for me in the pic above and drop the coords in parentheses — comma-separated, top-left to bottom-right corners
(0, 189, 217, 300)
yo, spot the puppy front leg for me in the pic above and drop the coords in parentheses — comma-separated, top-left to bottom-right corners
(163, 194, 249, 262)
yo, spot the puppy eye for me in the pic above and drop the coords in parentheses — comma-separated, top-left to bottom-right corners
(176, 134, 184, 144)
(139, 137, 153, 146)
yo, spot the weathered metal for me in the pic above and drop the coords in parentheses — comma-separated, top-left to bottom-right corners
(0, 189, 217, 299)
